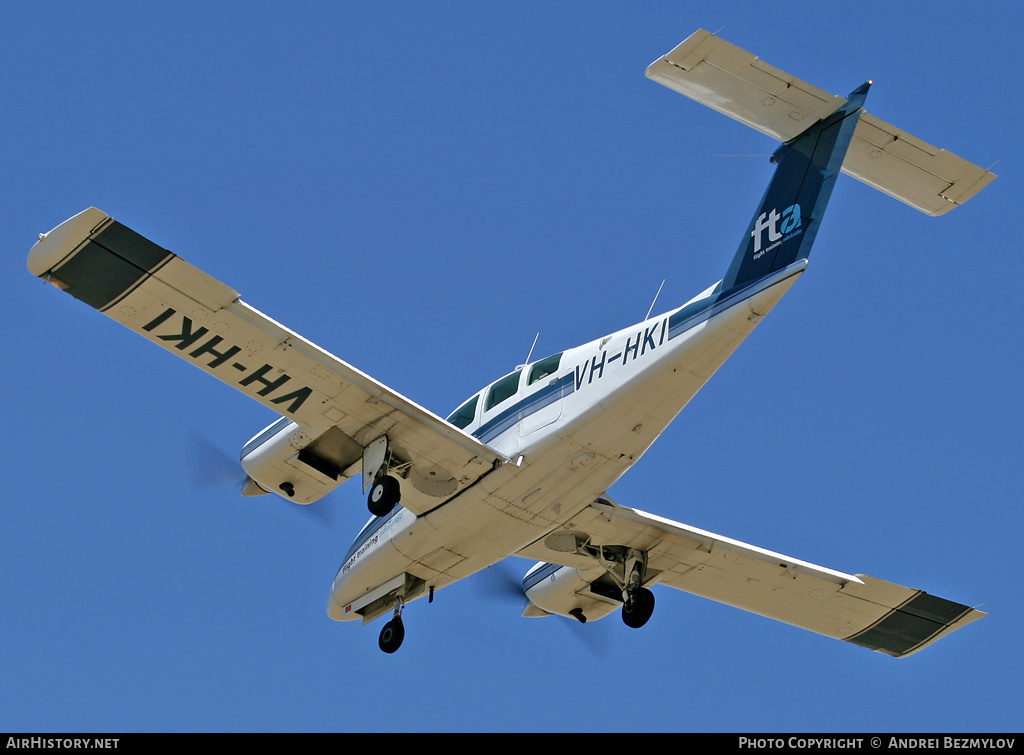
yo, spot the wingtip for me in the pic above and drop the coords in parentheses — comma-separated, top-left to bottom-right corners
(27, 207, 109, 277)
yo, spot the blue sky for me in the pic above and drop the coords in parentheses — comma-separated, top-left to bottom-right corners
(2, 1, 1020, 733)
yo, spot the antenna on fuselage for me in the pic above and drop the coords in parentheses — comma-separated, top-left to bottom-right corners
(517, 332, 540, 370)
(645, 280, 666, 321)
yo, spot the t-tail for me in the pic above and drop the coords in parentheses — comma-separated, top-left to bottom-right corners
(647, 29, 995, 228)
(721, 82, 869, 292)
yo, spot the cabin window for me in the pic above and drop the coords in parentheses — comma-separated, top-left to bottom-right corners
(485, 369, 522, 411)
(446, 395, 479, 430)
(528, 353, 562, 385)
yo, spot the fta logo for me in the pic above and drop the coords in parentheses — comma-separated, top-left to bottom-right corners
(751, 204, 801, 253)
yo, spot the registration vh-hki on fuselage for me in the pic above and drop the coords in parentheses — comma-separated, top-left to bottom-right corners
(27, 30, 994, 655)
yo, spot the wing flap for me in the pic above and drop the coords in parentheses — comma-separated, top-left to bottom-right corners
(646, 29, 996, 215)
(519, 498, 984, 657)
(29, 209, 505, 512)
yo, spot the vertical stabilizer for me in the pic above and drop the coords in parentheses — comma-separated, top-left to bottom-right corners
(721, 82, 870, 292)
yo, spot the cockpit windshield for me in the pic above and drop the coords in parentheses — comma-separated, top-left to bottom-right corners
(446, 394, 479, 430)
(447, 353, 563, 430)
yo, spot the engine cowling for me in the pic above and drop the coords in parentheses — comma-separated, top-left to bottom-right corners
(522, 561, 623, 623)
(240, 418, 362, 504)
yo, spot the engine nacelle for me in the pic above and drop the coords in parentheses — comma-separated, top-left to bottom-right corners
(522, 561, 623, 623)
(240, 418, 363, 504)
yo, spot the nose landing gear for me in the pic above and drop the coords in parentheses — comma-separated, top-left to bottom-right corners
(378, 596, 406, 654)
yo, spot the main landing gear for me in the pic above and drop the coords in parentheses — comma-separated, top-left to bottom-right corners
(367, 474, 401, 517)
(557, 532, 658, 629)
(378, 597, 405, 654)
(619, 549, 655, 629)
(364, 436, 402, 517)
(572, 539, 656, 628)
(621, 586, 655, 629)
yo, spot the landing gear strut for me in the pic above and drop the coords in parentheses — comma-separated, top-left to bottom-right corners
(619, 549, 655, 629)
(556, 532, 657, 629)
(378, 596, 405, 654)
(364, 436, 401, 517)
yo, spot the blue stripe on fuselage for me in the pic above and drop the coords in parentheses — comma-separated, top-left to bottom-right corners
(522, 562, 563, 592)
(339, 504, 403, 569)
(668, 260, 806, 341)
(472, 372, 575, 445)
(469, 262, 805, 449)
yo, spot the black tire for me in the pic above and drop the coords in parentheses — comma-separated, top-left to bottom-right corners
(378, 618, 405, 654)
(621, 587, 655, 629)
(367, 475, 401, 517)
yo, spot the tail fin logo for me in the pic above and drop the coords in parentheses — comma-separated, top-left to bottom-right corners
(751, 204, 802, 258)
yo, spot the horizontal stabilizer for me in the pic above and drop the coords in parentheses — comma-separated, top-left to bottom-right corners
(646, 29, 996, 215)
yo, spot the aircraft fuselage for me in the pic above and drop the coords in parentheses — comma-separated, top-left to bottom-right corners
(328, 261, 806, 621)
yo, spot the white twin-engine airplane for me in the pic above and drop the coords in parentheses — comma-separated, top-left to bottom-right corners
(29, 30, 994, 656)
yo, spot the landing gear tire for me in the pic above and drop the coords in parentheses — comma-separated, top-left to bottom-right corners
(378, 618, 405, 654)
(621, 587, 655, 629)
(367, 475, 401, 517)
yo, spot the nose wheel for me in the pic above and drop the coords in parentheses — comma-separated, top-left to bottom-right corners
(378, 617, 405, 653)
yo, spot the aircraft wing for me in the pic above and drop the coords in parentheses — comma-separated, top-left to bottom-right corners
(27, 208, 506, 510)
(517, 498, 984, 658)
(645, 29, 996, 216)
